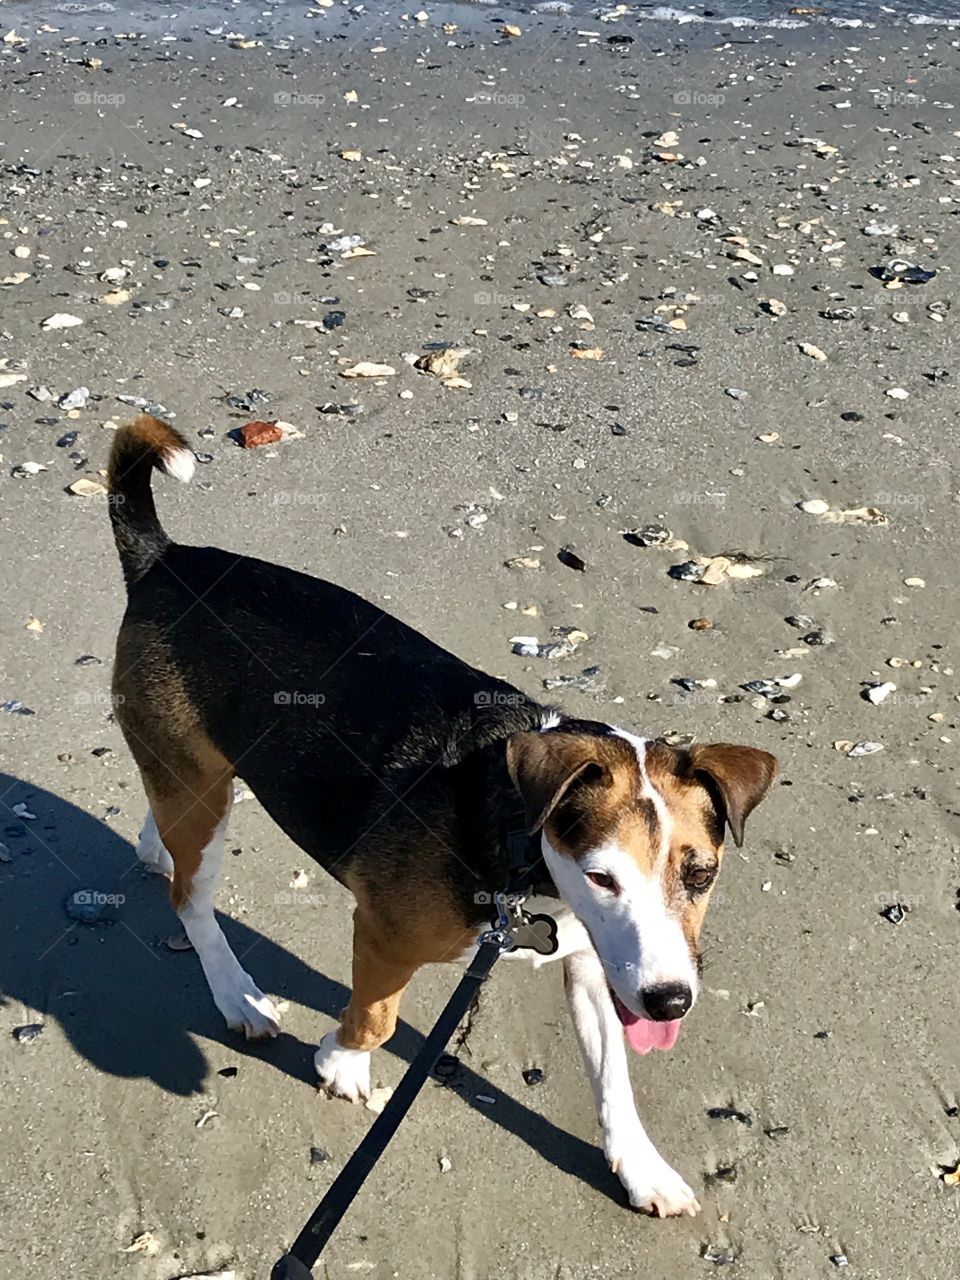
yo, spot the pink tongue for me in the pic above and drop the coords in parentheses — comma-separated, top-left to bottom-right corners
(624, 1016, 682, 1055)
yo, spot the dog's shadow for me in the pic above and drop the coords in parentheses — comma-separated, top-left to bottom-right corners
(0, 771, 615, 1201)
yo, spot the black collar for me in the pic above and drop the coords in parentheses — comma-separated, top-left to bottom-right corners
(503, 815, 557, 900)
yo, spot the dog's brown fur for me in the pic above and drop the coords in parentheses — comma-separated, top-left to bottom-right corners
(114, 628, 236, 911)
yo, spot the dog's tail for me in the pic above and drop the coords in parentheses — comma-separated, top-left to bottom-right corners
(107, 415, 195, 587)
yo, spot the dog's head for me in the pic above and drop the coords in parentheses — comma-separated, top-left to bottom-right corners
(507, 727, 777, 1054)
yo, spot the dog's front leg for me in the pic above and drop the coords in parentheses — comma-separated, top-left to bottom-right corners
(315, 909, 417, 1104)
(563, 949, 700, 1217)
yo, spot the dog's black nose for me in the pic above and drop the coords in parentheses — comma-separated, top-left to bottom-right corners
(642, 982, 692, 1021)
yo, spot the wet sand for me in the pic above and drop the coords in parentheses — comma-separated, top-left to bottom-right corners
(2, 4, 960, 1278)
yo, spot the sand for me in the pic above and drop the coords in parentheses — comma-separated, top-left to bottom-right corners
(1, 3, 959, 1277)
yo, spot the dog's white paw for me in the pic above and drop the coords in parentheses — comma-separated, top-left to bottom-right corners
(314, 1031, 371, 1103)
(214, 973, 281, 1040)
(608, 1140, 700, 1218)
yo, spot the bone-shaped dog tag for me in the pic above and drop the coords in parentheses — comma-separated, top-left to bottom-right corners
(508, 911, 558, 956)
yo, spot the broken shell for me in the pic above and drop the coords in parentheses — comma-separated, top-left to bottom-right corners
(865, 682, 896, 705)
(66, 478, 107, 497)
(414, 348, 471, 382)
(623, 524, 673, 547)
(340, 362, 396, 378)
(41, 312, 83, 331)
(725, 562, 764, 581)
(799, 342, 827, 361)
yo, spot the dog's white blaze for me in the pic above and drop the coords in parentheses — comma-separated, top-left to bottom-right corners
(613, 727, 673, 866)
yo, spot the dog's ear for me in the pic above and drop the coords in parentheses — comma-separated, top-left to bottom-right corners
(506, 732, 605, 834)
(687, 744, 778, 847)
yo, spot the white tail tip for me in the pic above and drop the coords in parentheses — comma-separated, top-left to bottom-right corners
(161, 445, 196, 484)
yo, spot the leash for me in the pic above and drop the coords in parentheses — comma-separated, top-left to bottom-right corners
(271, 827, 556, 1279)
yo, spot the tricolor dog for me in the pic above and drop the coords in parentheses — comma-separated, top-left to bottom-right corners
(108, 416, 777, 1218)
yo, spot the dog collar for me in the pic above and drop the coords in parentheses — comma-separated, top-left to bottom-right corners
(504, 820, 547, 898)
(490, 818, 559, 956)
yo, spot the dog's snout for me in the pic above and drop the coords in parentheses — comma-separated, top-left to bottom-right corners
(642, 981, 693, 1021)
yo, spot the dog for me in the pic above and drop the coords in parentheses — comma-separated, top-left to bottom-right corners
(107, 415, 777, 1218)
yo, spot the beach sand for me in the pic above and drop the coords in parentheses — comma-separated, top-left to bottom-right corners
(1, 3, 959, 1277)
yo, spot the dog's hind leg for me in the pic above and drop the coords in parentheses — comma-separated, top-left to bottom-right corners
(145, 761, 280, 1040)
(135, 808, 174, 877)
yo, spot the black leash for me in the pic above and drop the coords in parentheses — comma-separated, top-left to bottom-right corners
(271, 814, 555, 1274)
(271, 826, 556, 1279)
(268, 803, 555, 1274)
(271, 934, 506, 1280)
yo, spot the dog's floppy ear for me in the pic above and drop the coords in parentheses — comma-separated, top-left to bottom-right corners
(506, 732, 604, 834)
(687, 744, 778, 848)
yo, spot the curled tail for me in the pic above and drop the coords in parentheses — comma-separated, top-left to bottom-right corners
(107, 415, 195, 587)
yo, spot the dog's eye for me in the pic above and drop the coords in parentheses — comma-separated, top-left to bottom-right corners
(685, 865, 717, 893)
(585, 870, 618, 894)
